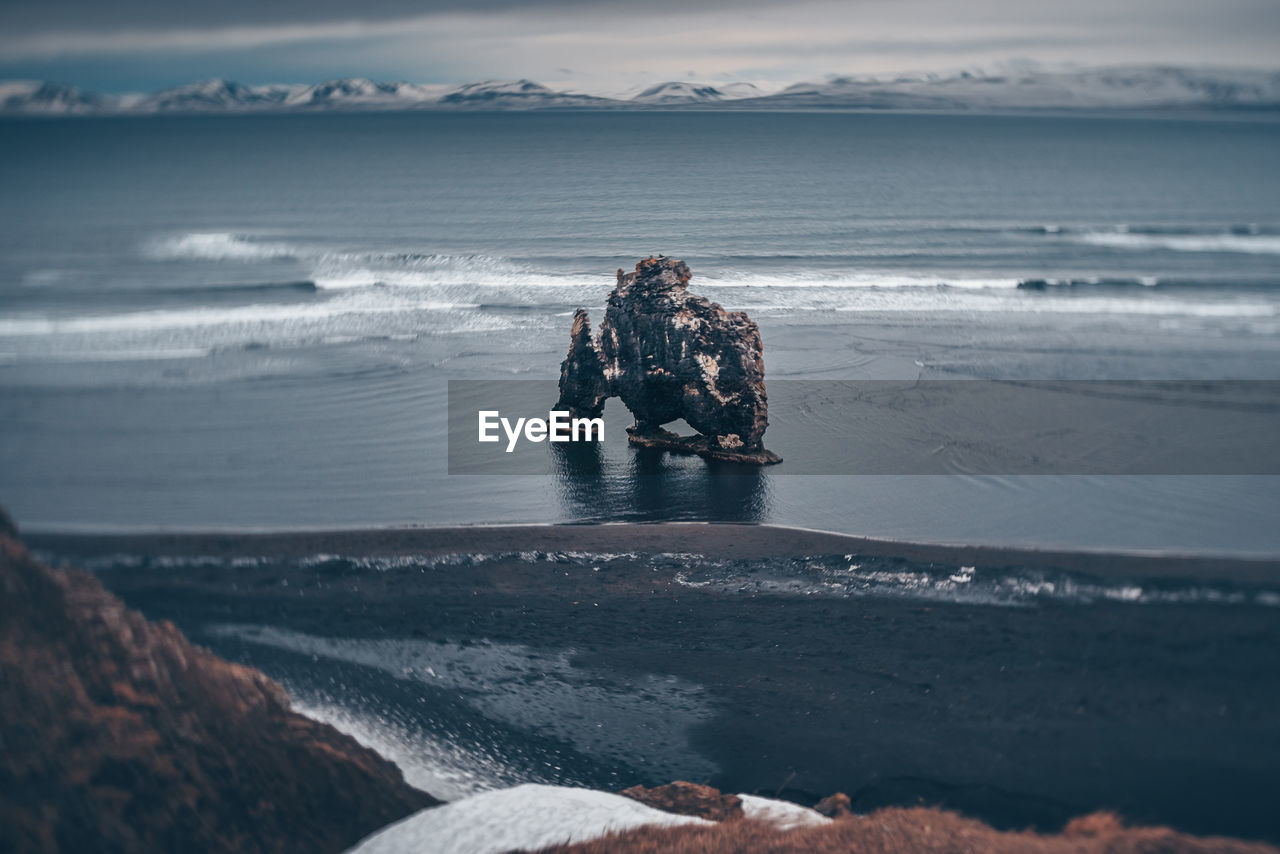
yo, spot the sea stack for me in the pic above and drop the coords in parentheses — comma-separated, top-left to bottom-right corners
(557, 256, 780, 465)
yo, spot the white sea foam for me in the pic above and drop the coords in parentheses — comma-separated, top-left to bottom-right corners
(678, 272, 1278, 321)
(698, 270, 1023, 290)
(0, 231, 1258, 351)
(671, 557, 1280, 608)
(310, 269, 578, 292)
(0, 347, 212, 363)
(0, 296, 503, 337)
(144, 231, 301, 261)
(143, 232, 598, 292)
(310, 252, 595, 291)
(827, 293, 1277, 318)
(1073, 232, 1280, 255)
(206, 624, 717, 782)
(289, 697, 531, 801)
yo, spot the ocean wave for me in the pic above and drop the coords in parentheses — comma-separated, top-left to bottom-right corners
(1018, 276, 1160, 290)
(695, 273, 1278, 322)
(183, 280, 318, 294)
(137, 232, 1029, 294)
(1010, 223, 1280, 254)
(1075, 232, 1280, 255)
(65, 549, 1280, 609)
(102, 231, 1280, 331)
(0, 347, 213, 364)
(144, 232, 302, 262)
(141, 232, 597, 291)
(137, 231, 1280, 297)
(797, 290, 1276, 319)
(0, 295, 504, 337)
(4, 287, 1269, 338)
(1021, 223, 1272, 236)
(309, 253, 590, 291)
(665, 555, 1280, 608)
(698, 271, 1023, 290)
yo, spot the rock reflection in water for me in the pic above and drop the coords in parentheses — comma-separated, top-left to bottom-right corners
(552, 441, 769, 523)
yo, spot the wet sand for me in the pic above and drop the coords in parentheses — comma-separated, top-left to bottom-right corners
(29, 523, 1280, 843)
(26, 522, 1280, 583)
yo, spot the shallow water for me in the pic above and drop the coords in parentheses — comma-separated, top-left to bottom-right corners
(2, 111, 1280, 553)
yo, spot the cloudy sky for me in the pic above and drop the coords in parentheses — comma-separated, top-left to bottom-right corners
(1, 0, 1277, 93)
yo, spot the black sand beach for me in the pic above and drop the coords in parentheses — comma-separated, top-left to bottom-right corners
(29, 523, 1280, 843)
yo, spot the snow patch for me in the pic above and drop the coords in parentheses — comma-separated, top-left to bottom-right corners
(738, 794, 832, 830)
(348, 784, 711, 854)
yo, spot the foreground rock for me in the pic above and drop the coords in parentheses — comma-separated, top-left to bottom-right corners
(813, 792, 853, 817)
(557, 256, 780, 464)
(0, 519, 437, 854)
(620, 781, 744, 821)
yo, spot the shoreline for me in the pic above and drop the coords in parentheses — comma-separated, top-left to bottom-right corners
(66, 523, 1280, 842)
(24, 521, 1280, 585)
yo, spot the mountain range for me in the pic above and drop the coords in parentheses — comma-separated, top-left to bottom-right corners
(3, 67, 1279, 116)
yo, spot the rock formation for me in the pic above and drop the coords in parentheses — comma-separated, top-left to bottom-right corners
(813, 792, 853, 818)
(557, 256, 780, 464)
(620, 782, 745, 821)
(0, 517, 438, 854)
(555, 308, 609, 418)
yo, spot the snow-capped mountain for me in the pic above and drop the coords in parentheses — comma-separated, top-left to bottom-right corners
(135, 79, 300, 113)
(631, 82, 727, 104)
(717, 82, 766, 100)
(757, 67, 1280, 110)
(436, 79, 619, 108)
(283, 78, 445, 109)
(0, 81, 114, 114)
(629, 81, 763, 104)
(2, 67, 1278, 116)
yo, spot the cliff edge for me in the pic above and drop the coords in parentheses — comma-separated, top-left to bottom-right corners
(0, 509, 438, 854)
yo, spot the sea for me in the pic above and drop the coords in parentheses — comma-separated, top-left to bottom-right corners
(3, 110, 1280, 554)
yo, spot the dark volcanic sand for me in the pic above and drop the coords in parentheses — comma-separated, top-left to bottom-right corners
(29, 524, 1280, 843)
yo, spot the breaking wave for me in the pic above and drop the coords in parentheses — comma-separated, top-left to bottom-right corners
(664, 554, 1280, 608)
(307, 252, 589, 291)
(144, 232, 302, 262)
(1076, 232, 1280, 255)
(1018, 225, 1280, 255)
(1017, 276, 1278, 290)
(0, 295, 492, 336)
(0, 230, 1239, 347)
(142, 232, 603, 289)
(136, 230, 1280, 296)
(64, 549, 1280, 609)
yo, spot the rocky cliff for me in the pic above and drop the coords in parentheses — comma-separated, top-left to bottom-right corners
(0, 511, 437, 854)
(558, 256, 780, 464)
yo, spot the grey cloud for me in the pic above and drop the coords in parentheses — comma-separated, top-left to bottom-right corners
(0, 0, 776, 33)
(1, 0, 1275, 93)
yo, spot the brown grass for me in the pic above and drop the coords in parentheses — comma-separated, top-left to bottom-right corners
(540, 806, 1280, 854)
